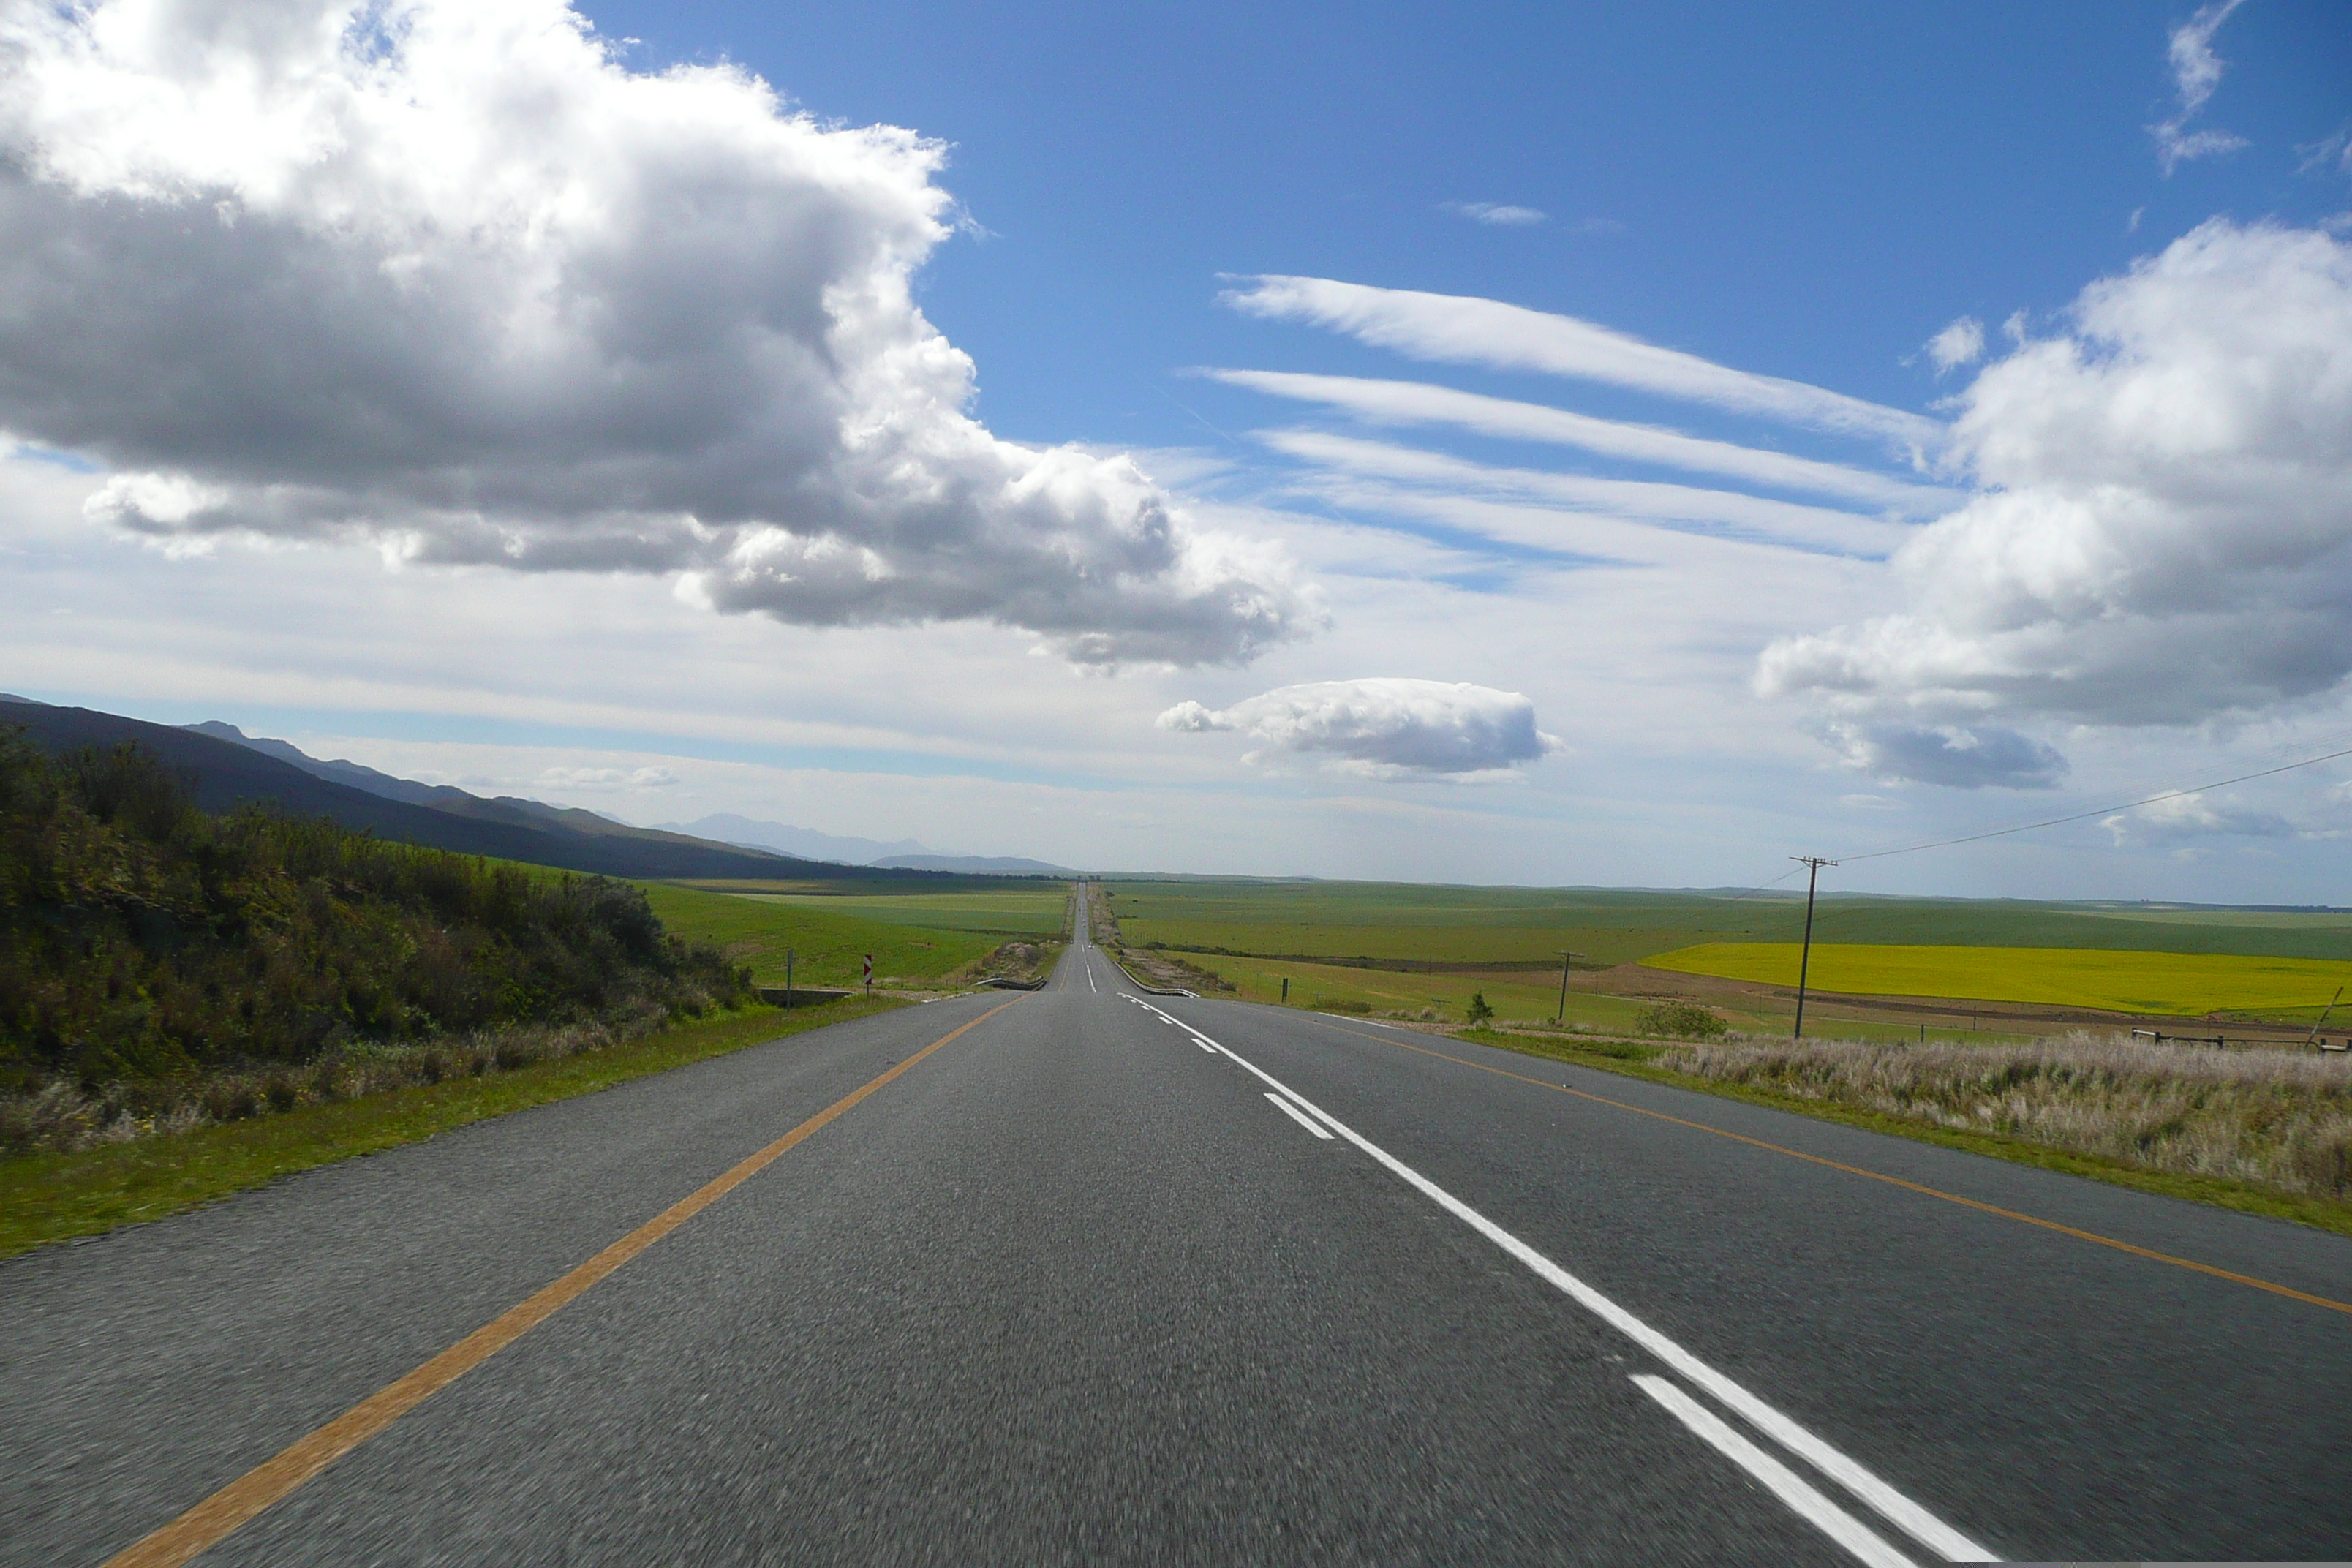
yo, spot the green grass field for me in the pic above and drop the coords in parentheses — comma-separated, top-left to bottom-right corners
(727, 889, 1069, 935)
(640, 883, 1060, 988)
(1103, 880, 2352, 969)
(1651, 942, 2352, 1020)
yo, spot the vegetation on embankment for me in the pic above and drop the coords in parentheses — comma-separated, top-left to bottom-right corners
(0, 996, 904, 1258)
(1, 729, 747, 1101)
(1444, 1023, 2352, 1238)
(1659, 1034, 2352, 1204)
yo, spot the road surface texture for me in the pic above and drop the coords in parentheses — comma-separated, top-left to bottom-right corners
(7, 896, 2352, 1564)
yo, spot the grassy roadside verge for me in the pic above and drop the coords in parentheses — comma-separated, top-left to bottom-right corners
(0, 995, 909, 1259)
(1449, 1027, 2352, 1243)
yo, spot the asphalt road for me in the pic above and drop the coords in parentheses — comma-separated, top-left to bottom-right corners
(9, 900, 2352, 1564)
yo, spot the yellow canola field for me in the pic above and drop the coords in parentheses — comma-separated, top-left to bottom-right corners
(1646, 942, 2352, 1019)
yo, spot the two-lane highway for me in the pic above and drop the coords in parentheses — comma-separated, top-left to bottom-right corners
(8, 897, 2352, 1563)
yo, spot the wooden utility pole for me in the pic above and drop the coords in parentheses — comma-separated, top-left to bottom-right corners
(1790, 856, 1837, 1039)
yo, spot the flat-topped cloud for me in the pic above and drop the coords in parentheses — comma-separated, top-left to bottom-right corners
(0, 0, 1305, 666)
(1158, 678, 1564, 778)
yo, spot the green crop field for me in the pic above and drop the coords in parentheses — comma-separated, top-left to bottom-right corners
(641, 883, 1055, 988)
(1103, 880, 2352, 967)
(1650, 942, 2352, 1020)
(725, 888, 1070, 936)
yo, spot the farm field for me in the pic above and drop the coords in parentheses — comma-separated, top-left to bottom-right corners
(1650, 942, 2352, 1022)
(1158, 951, 2029, 1044)
(640, 882, 1047, 989)
(1101, 880, 2352, 968)
(723, 888, 1070, 936)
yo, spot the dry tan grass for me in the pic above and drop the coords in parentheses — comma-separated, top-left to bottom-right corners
(1658, 1031, 2352, 1201)
(0, 1006, 674, 1156)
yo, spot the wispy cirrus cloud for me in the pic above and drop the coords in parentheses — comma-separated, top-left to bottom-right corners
(2150, 0, 2250, 174)
(1443, 201, 1545, 227)
(1261, 431, 1911, 558)
(1219, 275, 1942, 446)
(1205, 369, 1957, 513)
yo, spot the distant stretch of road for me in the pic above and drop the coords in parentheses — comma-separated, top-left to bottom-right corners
(9, 897, 2352, 1564)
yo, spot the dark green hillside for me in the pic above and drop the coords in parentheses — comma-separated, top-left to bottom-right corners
(0, 731, 747, 1088)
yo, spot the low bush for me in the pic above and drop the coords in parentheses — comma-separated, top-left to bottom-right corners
(0, 1014, 668, 1154)
(1635, 1000, 1728, 1039)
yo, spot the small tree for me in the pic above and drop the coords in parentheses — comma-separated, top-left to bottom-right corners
(1465, 991, 1495, 1025)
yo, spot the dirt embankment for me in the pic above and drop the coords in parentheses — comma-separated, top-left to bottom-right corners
(1115, 945, 1235, 992)
(951, 941, 1061, 987)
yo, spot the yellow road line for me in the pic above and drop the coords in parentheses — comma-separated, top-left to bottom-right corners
(1307, 1017, 2352, 1320)
(102, 998, 1022, 1568)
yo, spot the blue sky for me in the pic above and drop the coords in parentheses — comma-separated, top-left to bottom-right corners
(2, 0, 2351, 897)
(587, 0, 2349, 445)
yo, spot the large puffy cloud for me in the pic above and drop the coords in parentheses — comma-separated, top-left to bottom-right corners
(1760, 221, 2352, 737)
(0, 0, 1305, 665)
(1158, 678, 1564, 778)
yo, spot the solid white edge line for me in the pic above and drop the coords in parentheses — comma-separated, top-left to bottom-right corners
(1631, 1376, 1917, 1568)
(1136, 998, 1997, 1565)
(1264, 1092, 1335, 1139)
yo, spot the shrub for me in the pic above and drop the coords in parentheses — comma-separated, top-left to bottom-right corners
(0, 728, 746, 1093)
(1464, 992, 1495, 1025)
(1635, 1000, 1728, 1039)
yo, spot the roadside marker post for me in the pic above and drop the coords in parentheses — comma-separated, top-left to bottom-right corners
(862, 954, 873, 990)
(785, 949, 794, 1010)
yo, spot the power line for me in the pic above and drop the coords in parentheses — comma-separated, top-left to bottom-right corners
(1836, 742, 2352, 864)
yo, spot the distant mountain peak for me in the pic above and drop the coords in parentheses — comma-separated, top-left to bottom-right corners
(656, 813, 930, 867)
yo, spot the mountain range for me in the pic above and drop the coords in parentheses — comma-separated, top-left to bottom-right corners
(0, 698, 926, 881)
(654, 813, 1076, 875)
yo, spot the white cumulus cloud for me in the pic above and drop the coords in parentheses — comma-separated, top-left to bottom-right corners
(1158, 678, 1564, 778)
(2102, 790, 2292, 845)
(1825, 722, 2068, 791)
(0, 0, 1306, 666)
(1760, 221, 2352, 739)
(1925, 317, 1985, 374)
